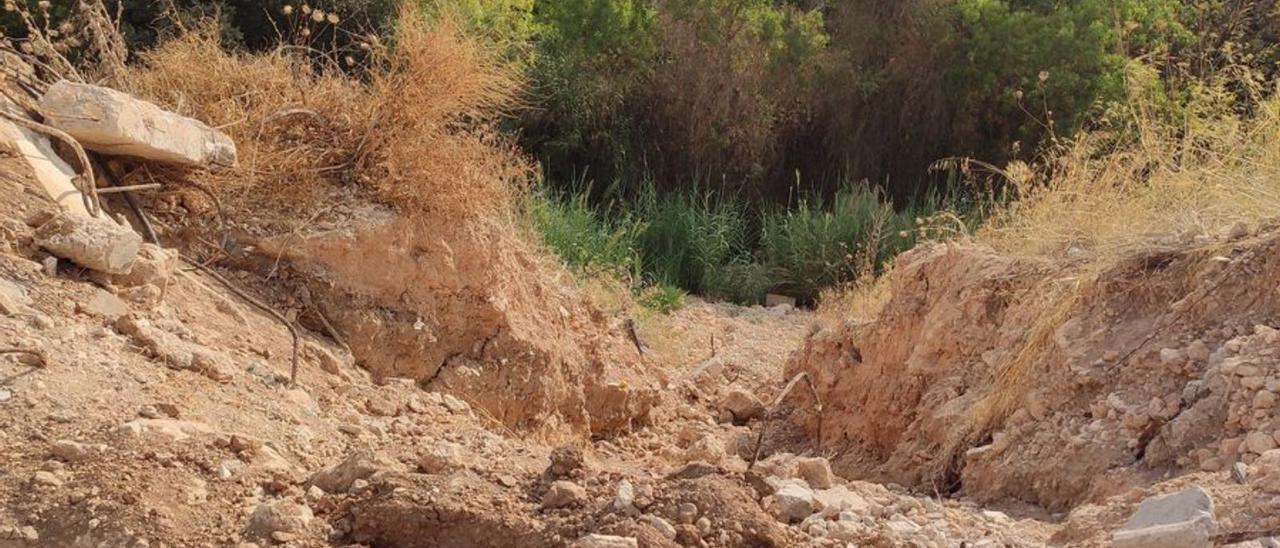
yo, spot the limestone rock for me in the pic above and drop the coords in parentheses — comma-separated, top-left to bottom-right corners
(34, 214, 141, 275)
(541, 480, 587, 509)
(1112, 486, 1217, 548)
(77, 289, 129, 319)
(640, 514, 677, 540)
(112, 243, 176, 288)
(40, 81, 237, 168)
(245, 500, 312, 539)
(797, 457, 836, 489)
(50, 439, 103, 462)
(1251, 449, 1280, 493)
(766, 481, 817, 523)
(572, 534, 638, 548)
(117, 418, 215, 444)
(719, 389, 766, 423)
(309, 451, 387, 494)
(612, 479, 636, 514)
(547, 445, 584, 478)
(0, 278, 32, 316)
(417, 442, 463, 474)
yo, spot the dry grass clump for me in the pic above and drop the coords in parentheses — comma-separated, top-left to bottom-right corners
(977, 83, 1280, 260)
(120, 4, 530, 230)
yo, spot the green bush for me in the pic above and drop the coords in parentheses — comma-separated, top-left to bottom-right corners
(526, 188, 641, 281)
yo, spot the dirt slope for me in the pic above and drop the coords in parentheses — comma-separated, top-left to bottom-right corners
(785, 229, 1280, 543)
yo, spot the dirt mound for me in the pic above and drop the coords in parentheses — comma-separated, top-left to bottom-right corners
(247, 211, 657, 438)
(787, 225, 1280, 516)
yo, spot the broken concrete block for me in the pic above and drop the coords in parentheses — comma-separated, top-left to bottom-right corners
(39, 81, 236, 168)
(1112, 486, 1217, 548)
(34, 213, 141, 274)
(0, 97, 92, 218)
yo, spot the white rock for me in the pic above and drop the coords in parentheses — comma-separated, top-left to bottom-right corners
(116, 418, 214, 443)
(1251, 450, 1280, 493)
(613, 479, 636, 513)
(34, 213, 141, 275)
(797, 457, 836, 489)
(50, 439, 102, 462)
(40, 81, 236, 168)
(768, 481, 817, 522)
(309, 451, 387, 494)
(0, 278, 32, 316)
(640, 514, 676, 540)
(417, 442, 463, 474)
(442, 394, 470, 414)
(572, 534, 637, 548)
(719, 389, 766, 422)
(245, 500, 312, 539)
(814, 485, 872, 517)
(1112, 486, 1216, 548)
(541, 480, 587, 509)
(1246, 431, 1278, 454)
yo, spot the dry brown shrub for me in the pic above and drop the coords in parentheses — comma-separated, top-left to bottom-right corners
(120, 4, 530, 232)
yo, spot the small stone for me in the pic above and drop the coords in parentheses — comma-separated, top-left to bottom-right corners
(309, 451, 387, 494)
(572, 534, 638, 548)
(796, 457, 836, 489)
(1255, 391, 1278, 410)
(19, 525, 38, 541)
(1252, 450, 1280, 493)
(442, 394, 470, 414)
(1160, 348, 1186, 367)
(76, 289, 129, 319)
(613, 479, 635, 513)
(1112, 486, 1216, 548)
(1187, 340, 1211, 362)
(547, 445, 584, 478)
(667, 461, 718, 480)
(306, 485, 326, 500)
(365, 397, 401, 417)
(718, 389, 766, 423)
(245, 500, 313, 539)
(1246, 431, 1278, 454)
(497, 474, 518, 488)
(306, 343, 343, 375)
(541, 480, 587, 509)
(695, 517, 712, 536)
(31, 470, 62, 487)
(641, 515, 677, 540)
(1232, 462, 1249, 484)
(767, 481, 817, 522)
(50, 439, 100, 462)
(676, 502, 699, 524)
(139, 404, 162, 419)
(1228, 221, 1250, 240)
(34, 214, 141, 275)
(417, 443, 463, 474)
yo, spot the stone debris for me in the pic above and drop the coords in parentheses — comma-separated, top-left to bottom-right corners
(0, 278, 32, 316)
(640, 514, 677, 540)
(76, 289, 129, 319)
(765, 480, 817, 523)
(547, 445, 585, 478)
(796, 457, 836, 489)
(112, 243, 176, 288)
(40, 81, 237, 168)
(541, 480, 587, 509)
(417, 442, 463, 475)
(719, 388, 766, 423)
(1112, 486, 1217, 548)
(612, 479, 636, 514)
(572, 534, 638, 548)
(244, 500, 312, 540)
(1251, 449, 1280, 493)
(309, 451, 388, 494)
(49, 439, 104, 462)
(115, 315, 234, 382)
(34, 213, 141, 275)
(117, 418, 215, 444)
